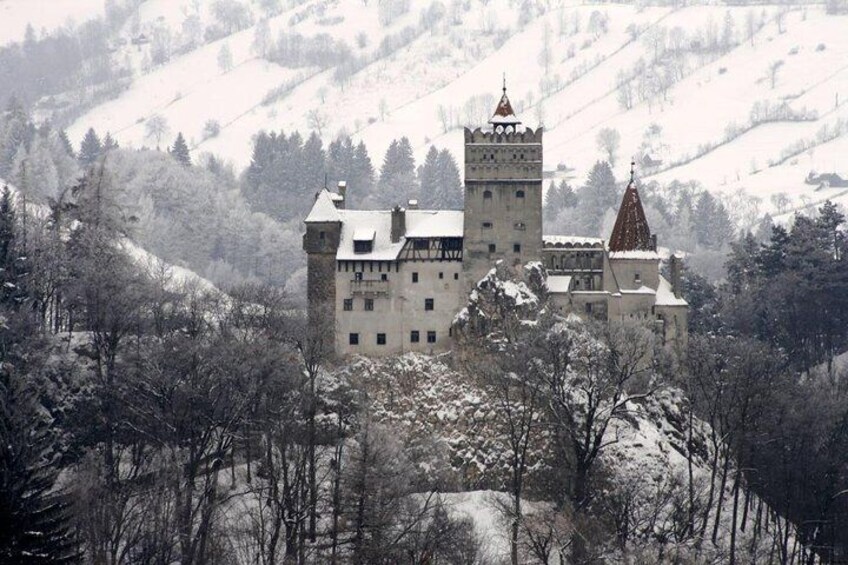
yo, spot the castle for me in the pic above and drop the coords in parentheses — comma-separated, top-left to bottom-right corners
(303, 85, 688, 356)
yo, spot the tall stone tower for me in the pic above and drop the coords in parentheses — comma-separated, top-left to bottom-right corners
(462, 84, 544, 289)
(303, 188, 343, 342)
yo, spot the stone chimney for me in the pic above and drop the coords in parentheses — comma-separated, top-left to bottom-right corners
(407, 199, 419, 210)
(337, 181, 347, 209)
(670, 254, 682, 298)
(391, 206, 406, 243)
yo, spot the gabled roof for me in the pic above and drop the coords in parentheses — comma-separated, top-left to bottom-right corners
(609, 163, 653, 253)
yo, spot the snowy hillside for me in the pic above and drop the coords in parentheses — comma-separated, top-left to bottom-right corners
(5, 1, 848, 220)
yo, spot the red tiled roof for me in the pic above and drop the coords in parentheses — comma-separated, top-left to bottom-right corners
(609, 172, 653, 252)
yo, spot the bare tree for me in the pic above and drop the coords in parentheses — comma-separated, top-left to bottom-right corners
(306, 108, 328, 138)
(596, 128, 621, 168)
(768, 60, 784, 89)
(145, 114, 170, 149)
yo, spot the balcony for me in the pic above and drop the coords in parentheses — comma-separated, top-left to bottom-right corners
(350, 279, 389, 296)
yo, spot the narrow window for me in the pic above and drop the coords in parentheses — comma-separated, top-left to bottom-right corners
(354, 272, 363, 281)
(514, 222, 526, 231)
(634, 273, 641, 285)
(513, 243, 521, 253)
(410, 330, 420, 343)
(488, 243, 496, 253)
(381, 273, 388, 281)
(439, 272, 444, 279)
(343, 299, 353, 311)
(425, 298, 434, 311)
(365, 298, 374, 311)
(376, 333, 386, 345)
(349, 333, 359, 345)
(427, 331, 437, 343)
(482, 221, 493, 229)
(412, 272, 419, 283)
(319, 231, 326, 240)
(453, 273, 459, 280)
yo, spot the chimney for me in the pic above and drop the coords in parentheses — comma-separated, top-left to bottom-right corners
(407, 199, 419, 210)
(391, 206, 406, 243)
(337, 181, 347, 209)
(670, 254, 683, 298)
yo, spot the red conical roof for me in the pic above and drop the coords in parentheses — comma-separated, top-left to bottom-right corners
(489, 78, 520, 126)
(609, 162, 653, 252)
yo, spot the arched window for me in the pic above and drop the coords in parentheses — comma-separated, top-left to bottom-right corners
(483, 190, 492, 199)
(515, 190, 525, 198)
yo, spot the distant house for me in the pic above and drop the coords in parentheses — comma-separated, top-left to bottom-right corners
(806, 172, 848, 189)
(131, 34, 150, 46)
(641, 153, 663, 170)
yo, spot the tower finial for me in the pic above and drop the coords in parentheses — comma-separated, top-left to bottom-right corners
(503, 72, 506, 94)
(630, 159, 636, 183)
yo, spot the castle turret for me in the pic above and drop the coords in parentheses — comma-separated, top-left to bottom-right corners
(303, 188, 344, 339)
(462, 82, 543, 289)
(609, 161, 654, 253)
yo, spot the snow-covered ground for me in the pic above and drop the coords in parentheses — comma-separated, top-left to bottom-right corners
(10, 1, 848, 219)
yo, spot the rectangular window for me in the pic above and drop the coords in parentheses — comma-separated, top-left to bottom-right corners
(353, 240, 373, 253)
(349, 333, 359, 345)
(488, 243, 496, 253)
(354, 272, 363, 281)
(482, 221, 493, 229)
(439, 272, 444, 279)
(319, 231, 326, 240)
(365, 298, 374, 311)
(427, 331, 437, 343)
(425, 298, 434, 311)
(514, 222, 526, 231)
(513, 243, 521, 253)
(410, 330, 420, 343)
(454, 273, 459, 280)
(412, 272, 419, 283)
(343, 299, 353, 311)
(381, 273, 388, 281)
(376, 333, 386, 345)
(634, 273, 641, 285)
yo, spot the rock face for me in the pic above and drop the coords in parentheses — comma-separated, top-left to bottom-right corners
(337, 352, 793, 562)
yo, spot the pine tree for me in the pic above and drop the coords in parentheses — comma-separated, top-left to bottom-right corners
(170, 132, 191, 167)
(57, 129, 75, 158)
(418, 146, 439, 208)
(0, 97, 30, 177)
(78, 128, 102, 167)
(545, 179, 577, 221)
(0, 340, 80, 563)
(434, 148, 462, 209)
(376, 137, 418, 207)
(102, 132, 119, 153)
(351, 141, 375, 203)
(577, 161, 618, 235)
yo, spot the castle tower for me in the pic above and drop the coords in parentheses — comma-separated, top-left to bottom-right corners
(608, 161, 655, 253)
(303, 187, 344, 343)
(462, 83, 543, 289)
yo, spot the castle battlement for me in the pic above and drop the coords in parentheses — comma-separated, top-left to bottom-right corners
(463, 127, 543, 145)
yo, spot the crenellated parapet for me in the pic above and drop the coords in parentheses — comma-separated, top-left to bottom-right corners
(464, 126, 543, 144)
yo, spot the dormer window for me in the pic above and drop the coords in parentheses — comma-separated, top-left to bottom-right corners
(353, 240, 373, 253)
(353, 228, 375, 254)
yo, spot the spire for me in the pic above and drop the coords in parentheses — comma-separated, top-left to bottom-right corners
(489, 75, 521, 131)
(609, 161, 654, 252)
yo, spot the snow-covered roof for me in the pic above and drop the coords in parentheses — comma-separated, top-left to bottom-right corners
(546, 275, 573, 294)
(335, 209, 464, 261)
(609, 250, 660, 260)
(620, 285, 657, 295)
(352, 228, 375, 241)
(304, 189, 342, 223)
(405, 210, 463, 238)
(543, 235, 606, 248)
(656, 275, 688, 307)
